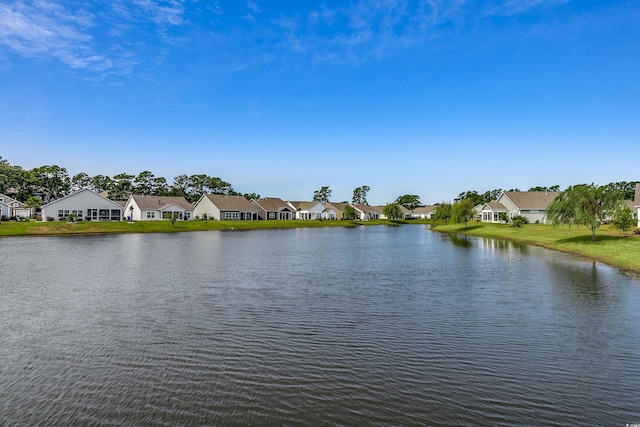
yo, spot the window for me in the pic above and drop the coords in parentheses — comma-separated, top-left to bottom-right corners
(224, 211, 239, 220)
(147, 211, 156, 219)
(268, 212, 276, 219)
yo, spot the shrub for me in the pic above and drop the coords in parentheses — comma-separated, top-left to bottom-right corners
(634, 229, 640, 235)
(47, 217, 54, 222)
(511, 215, 530, 228)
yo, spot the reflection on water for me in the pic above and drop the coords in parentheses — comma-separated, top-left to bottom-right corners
(1, 226, 639, 426)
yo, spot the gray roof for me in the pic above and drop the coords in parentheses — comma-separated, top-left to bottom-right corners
(203, 194, 257, 211)
(251, 197, 292, 212)
(413, 205, 436, 214)
(635, 183, 640, 207)
(483, 201, 507, 211)
(288, 201, 323, 211)
(502, 191, 559, 209)
(131, 195, 193, 211)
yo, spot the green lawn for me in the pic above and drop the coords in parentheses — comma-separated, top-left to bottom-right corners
(433, 221, 640, 274)
(0, 218, 399, 237)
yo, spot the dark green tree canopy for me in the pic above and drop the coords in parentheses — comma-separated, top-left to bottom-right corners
(352, 185, 370, 204)
(313, 186, 332, 203)
(395, 194, 421, 210)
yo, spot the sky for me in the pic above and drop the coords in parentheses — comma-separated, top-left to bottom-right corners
(1, 0, 639, 205)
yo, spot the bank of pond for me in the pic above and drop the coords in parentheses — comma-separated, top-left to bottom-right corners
(1, 219, 639, 274)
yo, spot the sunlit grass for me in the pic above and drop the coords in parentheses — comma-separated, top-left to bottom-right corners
(433, 221, 640, 274)
(0, 218, 400, 237)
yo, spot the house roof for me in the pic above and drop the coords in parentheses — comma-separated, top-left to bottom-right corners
(634, 183, 640, 207)
(354, 203, 381, 214)
(413, 205, 436, 214)
(41, 189, 124, 209)
(483, 201, 507, 211)
(202, 194, 257, 211)
(502, 191, 559, 209)
(288, 201, 323, 211)
(251, 197, 292, 212)
(0, 193, 24, 207)
(131, 195, 192, 211)
(325, 202, 350, 212)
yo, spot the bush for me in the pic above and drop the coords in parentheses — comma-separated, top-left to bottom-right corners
(634, 229, 640, 235)
(47, 217, 54, 221)
(0, 215, 8, 221)
(511, 215, 530, 228)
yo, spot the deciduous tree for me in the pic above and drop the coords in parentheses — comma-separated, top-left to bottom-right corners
(546, 183, 620, 241)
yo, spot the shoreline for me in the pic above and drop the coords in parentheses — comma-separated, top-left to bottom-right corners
(431, 222, 640, 276)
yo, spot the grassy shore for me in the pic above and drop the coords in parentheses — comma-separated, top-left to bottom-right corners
(432, 221, 640, 274)
(0, 218, 403, 237)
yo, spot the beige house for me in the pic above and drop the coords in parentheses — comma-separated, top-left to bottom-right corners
(250, 197, 295, 220)
(323, 202, 351, 220)
(193, 194, 258, 220)
(481, 191, 559, 224)
(124, 195, 193, 221)
(412, 205, 437, 219)
(0, 193, 31, 218)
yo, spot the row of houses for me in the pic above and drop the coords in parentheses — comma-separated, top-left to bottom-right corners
(29, 190, 431, 223)
(5, 184, 640, 227)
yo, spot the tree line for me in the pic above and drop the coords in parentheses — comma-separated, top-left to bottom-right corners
(0, 157, 245, 205)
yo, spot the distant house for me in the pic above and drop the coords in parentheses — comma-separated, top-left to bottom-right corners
(481, 191, 559, 224)
(0, 200, 9, 219)
(41, 189, 123, 221)
(413, 205, 437, 219)
(287, 201, 325, 220)
(481, 201, 508, 223)
(124, 195, 193, 221)
(0, 193, 31, 218)
(323, 202, 351, 220)
(193, 194, 258, 220)
(250, 197, 295, 220)
(354, 204, 380, 220)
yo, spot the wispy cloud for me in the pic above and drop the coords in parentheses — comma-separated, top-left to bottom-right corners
(0, 1, 110, 69)
(0, 0, 188, 77)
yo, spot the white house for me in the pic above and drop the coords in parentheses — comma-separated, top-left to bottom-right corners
(287, 201, 326, 220)
(0, 193, 31, 218)
(124, 195, 193, 221)
(193, 194, 259, 220)
(412, 205, 437, 219)
(0, 200, 9, 219)
(481, 191, 559, 224)
(41, 189, 123, 221)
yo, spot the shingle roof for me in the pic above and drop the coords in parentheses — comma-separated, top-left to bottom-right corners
(413, 205, 436, 214)
(634, 183, 640, 207)
(204, 194, 257, 211)
(131, 195, 193, 211)
(484, 201, 507, 211)
(252, 197, 292, 212)
(288, 201, 323, 211)
(503, 191, 559, 209)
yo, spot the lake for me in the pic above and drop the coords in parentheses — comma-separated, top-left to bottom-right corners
(1, 225, 639, 426)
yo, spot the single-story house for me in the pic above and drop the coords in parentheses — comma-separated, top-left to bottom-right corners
(193, 194, 258, 220)
(0, 200, 9, 218)
(481, 201, 508, 223)
(412, 205, 437, 219)
(323, 202, 351, 220)
(124, 195, 193, 221)
(41, 189, 123, 221)
(287, 201, 326, 220)
(0, 194, 31, 218)
(354, 204, 381, 220)
(481, 191, 559, 224)
(250, 197, 295, 220)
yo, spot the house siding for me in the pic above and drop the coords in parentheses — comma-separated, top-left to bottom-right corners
(41, 190, 123, 221)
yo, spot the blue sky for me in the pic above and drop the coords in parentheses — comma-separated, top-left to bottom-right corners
(1, 0, 638, 205)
